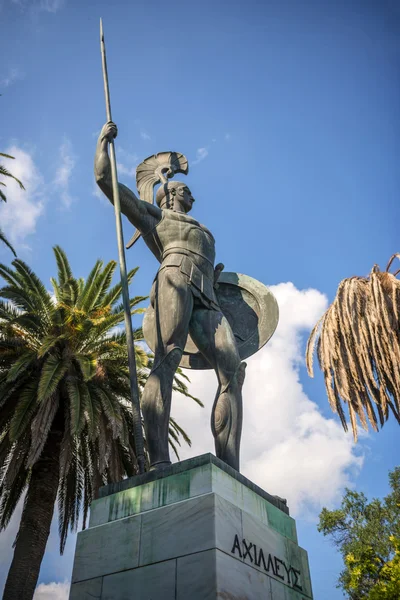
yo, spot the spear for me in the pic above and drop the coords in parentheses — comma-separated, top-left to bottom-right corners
(99, 18, 145, 475)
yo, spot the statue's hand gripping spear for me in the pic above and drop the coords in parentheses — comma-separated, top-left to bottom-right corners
(99, 19, 145, 475)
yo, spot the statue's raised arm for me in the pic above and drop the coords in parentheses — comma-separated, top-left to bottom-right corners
(94, 122, 161, 236)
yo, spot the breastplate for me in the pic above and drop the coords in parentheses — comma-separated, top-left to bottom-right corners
(144, 209, 216, 267)
(143, 210, 219, 311)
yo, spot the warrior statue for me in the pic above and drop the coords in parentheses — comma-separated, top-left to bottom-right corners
(95, 121, 278, 472)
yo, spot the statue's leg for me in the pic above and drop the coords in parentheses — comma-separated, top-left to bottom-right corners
(189, 308, 246, 471)
(142, 268, 193, 470)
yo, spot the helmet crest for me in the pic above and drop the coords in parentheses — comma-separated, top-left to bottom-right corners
(126, 151, 188, 249)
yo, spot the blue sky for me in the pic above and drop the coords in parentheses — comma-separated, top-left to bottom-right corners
(1, 0, 400, 598)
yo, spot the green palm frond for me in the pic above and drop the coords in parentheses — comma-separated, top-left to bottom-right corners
(168, 437, 180, 460)
(75, 259, 103, 310)
(9, 381, 38, 441)
(12, 260, 53, 316)
(169, 416, 192, 447)
(0, 466, 30, 530)
(82, 260, 117, 312)
(0, 166, 24, 189)
(0, 284, 38, 314)
(67, 379, 88, 436)
(82, 385, 97, 438)
(6, 350, 35, 382)
(50, 277, 62, 303)
(53, 246, 73, 287)
(58, 448, 79, 551)
(172, 384, 204, 406)
(0, 436, 13, 487)
(0, 263, 23, 287)
(80, 311, 127, 341)
(91, 386, 123, 437)
(101, 266, 139, 307)
(2, 436, 30, 491)
(74, 355, 97, 381)
(26, 393, 60, 467)
(37, 354, 69, 402)
(111, 296, 148, 316)
(0, 154, 25, 203)
(64, 278, 80, 305)
(58, 413, 73, 484)
(0, 230, 16, 257)
(37, 334, 67, 358)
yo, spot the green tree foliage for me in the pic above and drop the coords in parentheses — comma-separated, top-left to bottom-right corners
(0, 247, 201, 600)
(318, 468, 400, 599)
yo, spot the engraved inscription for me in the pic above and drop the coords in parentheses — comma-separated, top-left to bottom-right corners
(231, 534, 303, 592)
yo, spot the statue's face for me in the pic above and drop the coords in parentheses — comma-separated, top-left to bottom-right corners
(178, 186, 195, 213)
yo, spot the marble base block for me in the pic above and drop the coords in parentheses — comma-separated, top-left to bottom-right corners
(69, 453, 313, 600)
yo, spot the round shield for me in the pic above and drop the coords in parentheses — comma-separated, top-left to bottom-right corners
(142, 272, 279, 370)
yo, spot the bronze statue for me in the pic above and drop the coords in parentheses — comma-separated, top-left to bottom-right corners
(95, 122, 278, 472)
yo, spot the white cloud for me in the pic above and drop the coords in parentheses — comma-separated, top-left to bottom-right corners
(92, 182, 103, 199)
(33, 581, 69, 599)
(171, 282, 362, 517)
(140, 131, 151, 141)
(38, 0, 64, 12)
(192, 147, 208, 165)
(0, 146, 45, 245)
(11, 0, 64, 13)
(0, 67, 24, 89)
(54, 139, 75, 208)
(225, 133, 231, 141)
(116, 147, 139, 179)
(0, 139, 76, 247)
(92, 181, 111, 208)
(116, 163, 136, 178)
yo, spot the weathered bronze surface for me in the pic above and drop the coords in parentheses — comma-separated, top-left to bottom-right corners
(143, 272, 278, 369)
(95, 122, 278, 473)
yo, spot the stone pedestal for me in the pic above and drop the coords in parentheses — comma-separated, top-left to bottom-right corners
(69, 454, 313, 600)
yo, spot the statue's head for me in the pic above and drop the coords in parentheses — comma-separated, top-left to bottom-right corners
(155, 180, 195, 213)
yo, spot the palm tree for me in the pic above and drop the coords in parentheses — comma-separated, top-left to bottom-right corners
(0, 153, 22, 256)
(306, 253, 400, 442)
(0, 247, 200, 600)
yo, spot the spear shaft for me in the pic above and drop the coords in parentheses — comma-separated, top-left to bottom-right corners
(100, 18, 145, 475)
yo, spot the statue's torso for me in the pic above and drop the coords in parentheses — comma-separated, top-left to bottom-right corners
(143, 209, 219, 310)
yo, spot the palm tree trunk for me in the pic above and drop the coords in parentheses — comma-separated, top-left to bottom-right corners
(3, 428, 62, 600)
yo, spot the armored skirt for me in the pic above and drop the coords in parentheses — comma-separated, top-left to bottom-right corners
(143, 209, 220, 312)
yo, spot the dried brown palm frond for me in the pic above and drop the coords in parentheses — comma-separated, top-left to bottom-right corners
(306, 253, 400, 442)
